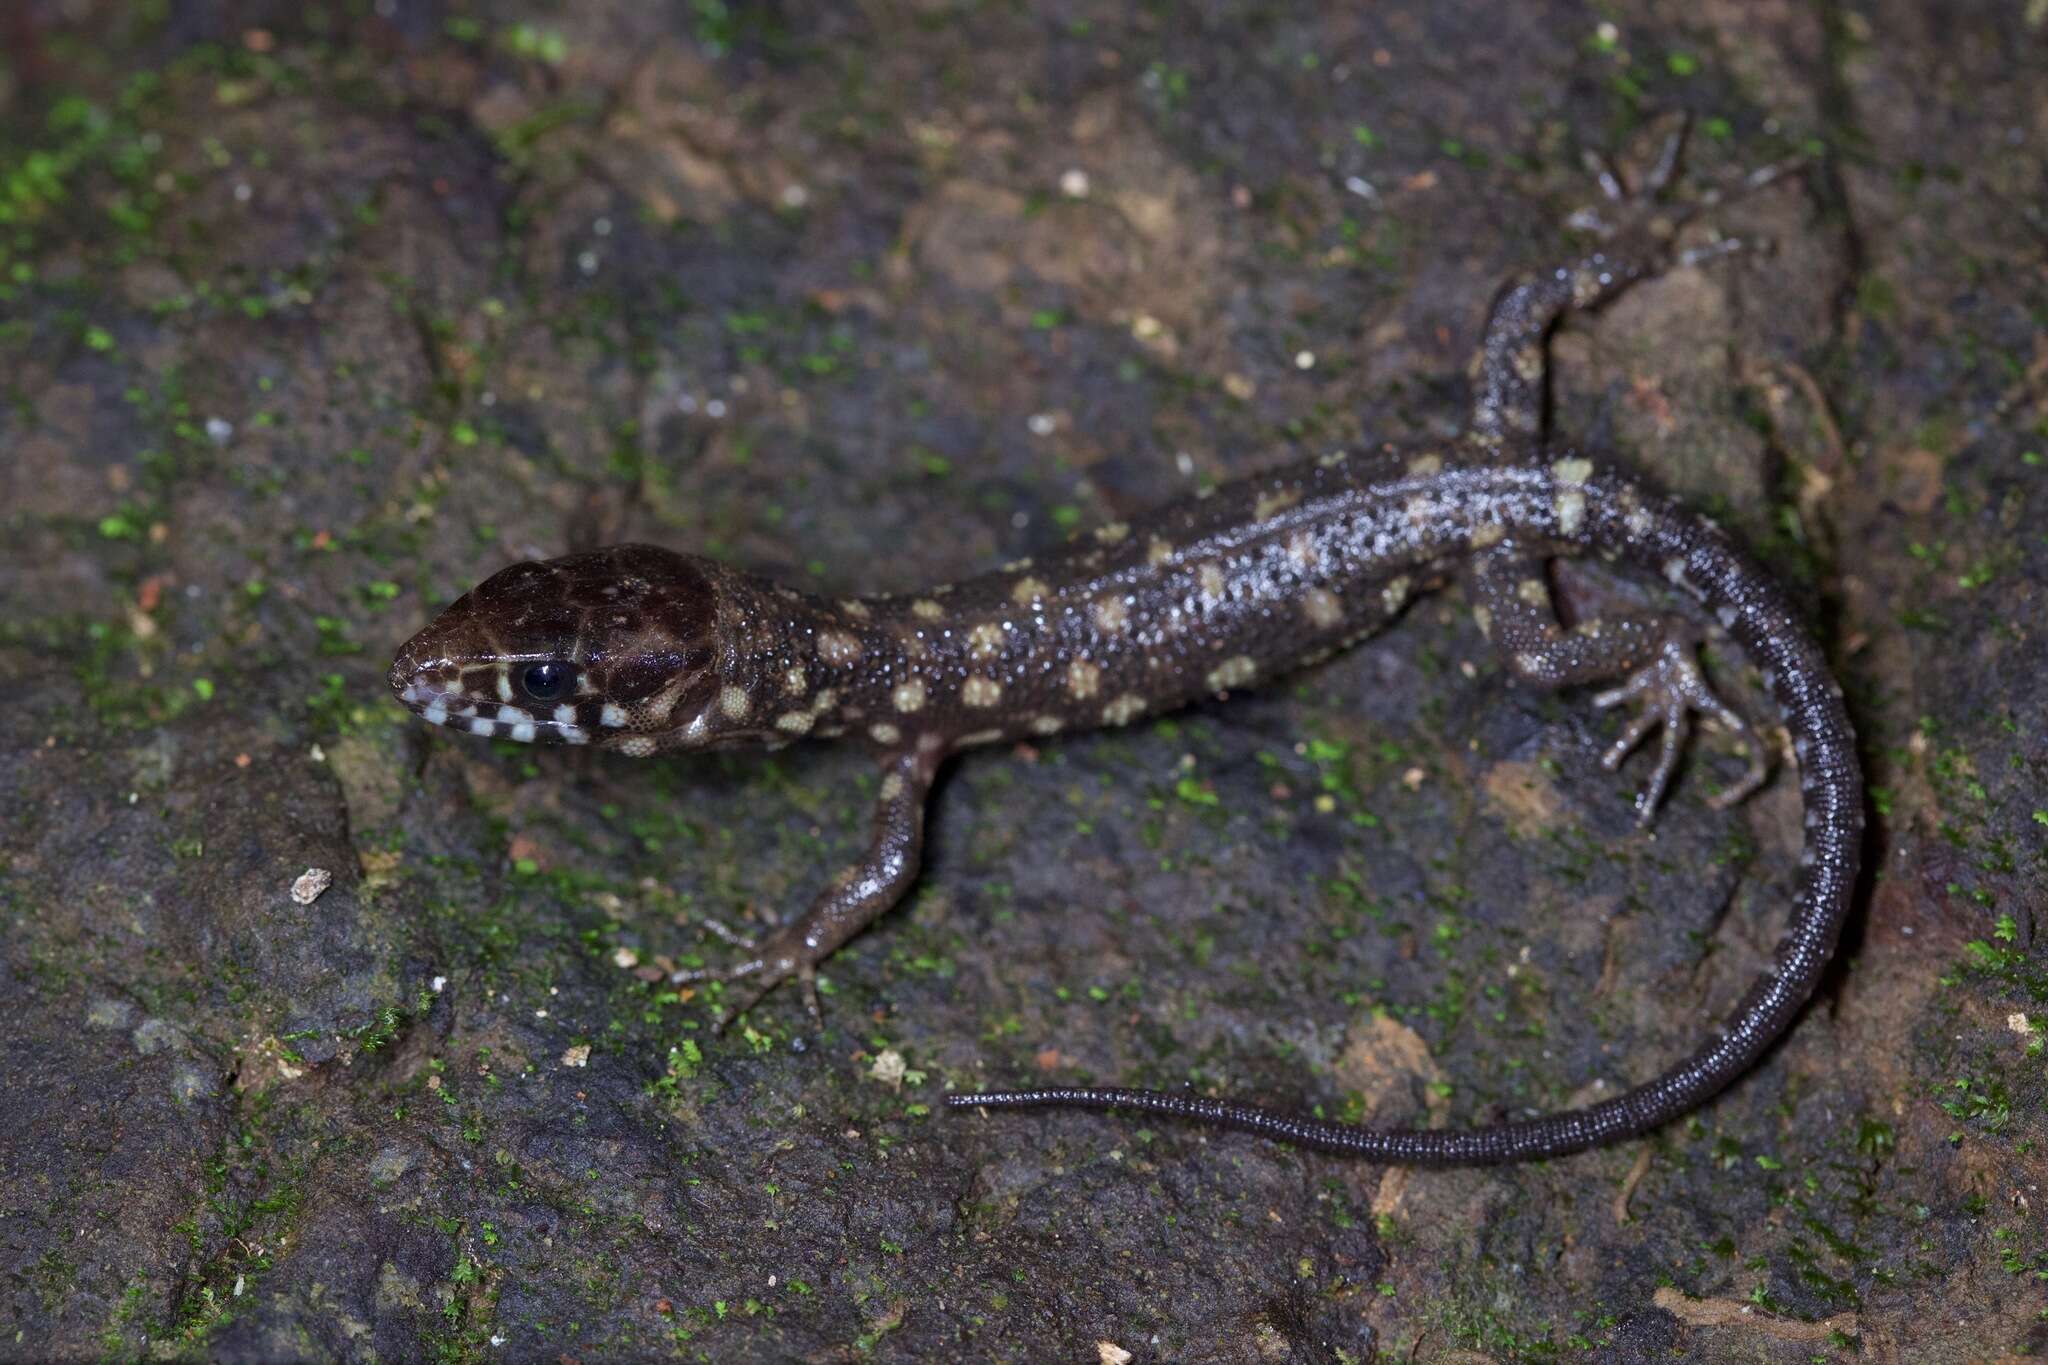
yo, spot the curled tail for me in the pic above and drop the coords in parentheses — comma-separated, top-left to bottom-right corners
(946, 466, 1861, 1166)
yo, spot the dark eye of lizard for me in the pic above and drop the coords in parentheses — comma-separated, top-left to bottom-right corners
(520, 661, 575, 702)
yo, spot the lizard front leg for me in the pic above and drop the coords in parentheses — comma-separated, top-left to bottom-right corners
(675, 746, 938, 1027)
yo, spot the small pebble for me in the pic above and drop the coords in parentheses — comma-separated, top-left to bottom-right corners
(869, 1048, 907, 1088)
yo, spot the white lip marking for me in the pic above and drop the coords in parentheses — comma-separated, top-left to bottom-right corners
(560, 725, 588, 745)
(402, 683, 424, 704)
(554, 704, 577, 724)
(457, 705, 478, 719)
(498, 705, 530, 725)
(600, 703, 627, 728)
(510, 722, 536, 743)
(422, 701, 448, 726)
(468, 718, 495, 736)
(496, 674, 514, 702)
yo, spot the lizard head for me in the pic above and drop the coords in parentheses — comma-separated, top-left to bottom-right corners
(388, 544, 736, 754)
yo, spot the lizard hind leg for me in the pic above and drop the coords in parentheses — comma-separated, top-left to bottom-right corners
(1468, 545, 1769, 825)
(1466, 115, 1806, 450)
(1593, 636, 1770, 823)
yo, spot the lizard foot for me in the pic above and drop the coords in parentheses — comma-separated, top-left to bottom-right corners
(1593, 636, 1770, 825)
(1568, 113, 1805, 255)
(671, 913, 825, 1032)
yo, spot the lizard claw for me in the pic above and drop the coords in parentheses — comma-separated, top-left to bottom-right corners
(671, 916, 825, 1032)
(1593, 637, 1769, 825)
(1569, 113, 1806, 248)
(1581, 111, 1687, 206)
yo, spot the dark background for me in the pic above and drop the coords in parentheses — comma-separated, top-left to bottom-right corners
(3, 2, 2044, 1360)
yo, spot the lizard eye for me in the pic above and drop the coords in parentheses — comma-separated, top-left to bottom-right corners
(520, 661, 575, 702)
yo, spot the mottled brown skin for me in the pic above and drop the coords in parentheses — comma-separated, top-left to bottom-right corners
(390, 131, 1862, 1165)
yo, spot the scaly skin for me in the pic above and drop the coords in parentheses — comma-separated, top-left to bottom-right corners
(390, 128, 1859, 1165)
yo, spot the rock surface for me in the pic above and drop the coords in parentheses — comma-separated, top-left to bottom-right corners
(3, 2, 2044, 1360)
